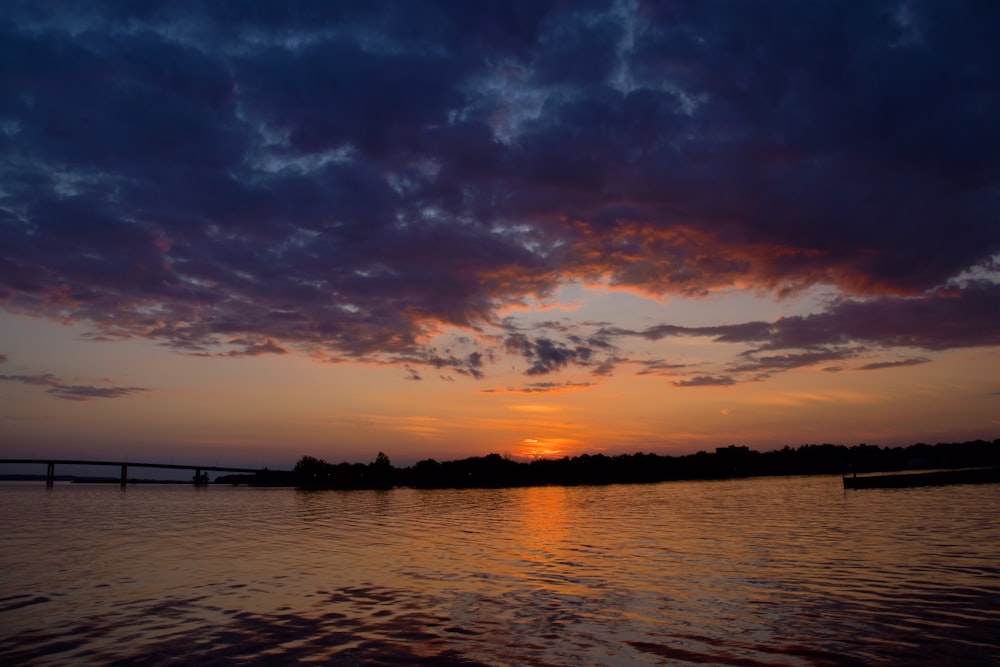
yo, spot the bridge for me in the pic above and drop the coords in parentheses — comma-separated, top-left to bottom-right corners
(0, 458, 277, 488)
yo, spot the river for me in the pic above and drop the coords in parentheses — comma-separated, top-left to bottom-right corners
(1, 475, 998, 665)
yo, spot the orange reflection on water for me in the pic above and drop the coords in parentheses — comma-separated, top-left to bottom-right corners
(3, 478, 998, 665)
(507, 486, 615, 604)
(517, 485, 570, 550)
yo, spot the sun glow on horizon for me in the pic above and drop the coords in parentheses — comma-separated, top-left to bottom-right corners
(514, 436, 585, 460)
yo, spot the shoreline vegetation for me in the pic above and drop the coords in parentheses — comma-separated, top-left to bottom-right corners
(4, 440, 995, 488)
(226, 439, 999, 490)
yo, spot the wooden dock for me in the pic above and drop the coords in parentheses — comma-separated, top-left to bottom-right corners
(843, 467, 1000, 489)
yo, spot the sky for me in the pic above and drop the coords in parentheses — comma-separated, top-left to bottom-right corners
(1, 0, 999, 469)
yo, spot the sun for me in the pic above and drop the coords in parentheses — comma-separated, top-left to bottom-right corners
(515, 437, 577, 460)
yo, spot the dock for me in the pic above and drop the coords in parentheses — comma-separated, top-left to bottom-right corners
(843, 467, 1000, 489)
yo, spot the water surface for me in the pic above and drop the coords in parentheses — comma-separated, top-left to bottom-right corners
(1, 476, 998, 665)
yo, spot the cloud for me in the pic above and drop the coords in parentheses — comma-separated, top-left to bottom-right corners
(731, 349, 855, 375)
(0, 354, 6, 363)
(1, 1, 998, 384)
(673, 376, 736, 388)
(855, 357, 931, 371)
(225, 338, 288, 357)
(190, 338, 289, 358)
(600, 282, 1000, 378)
(0, 373, 59, 387)
(634, 360, 688, 377)
(420, 350, 486, 380)
(47, 384, 150, 401)
(482, 381, 595, 394)
(737, 282, 1000, 352)
(504, 334, 598, 376)
(0, 373, 149, 401)
(589, 356, 629, 377)
(578, 282, 1000, 384)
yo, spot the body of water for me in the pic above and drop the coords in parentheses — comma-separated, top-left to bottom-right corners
(1, 475, 998, 665)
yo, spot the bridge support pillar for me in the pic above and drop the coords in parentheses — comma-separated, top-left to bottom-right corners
(46, 462, 54, 487)
(120, 464, 127, 488)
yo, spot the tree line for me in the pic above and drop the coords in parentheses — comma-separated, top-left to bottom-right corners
(215, 438, 1000, 489)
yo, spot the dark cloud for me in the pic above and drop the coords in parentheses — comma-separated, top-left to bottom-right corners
(855, 357, 931, 371)
(589, 356, 629, 377)
(0, 354, 6, 363)
(190, 338, 288, 358)
(604, 321, 775, 345)
(746, 282, 1000, 352)
(635, 360, 688, 377)
(0, 373, 148, 401)
(673, 376, 736, 388)
(48, 384, 149, 401)
(1, 0, 998, 383)
(504, 334, 598, 376)
(0, 373, 58, 387)
(592, 283, 1000, 381)
(731, 349, 855, 375)
(419, 350, 486, 380)
(604, 281, 1000, 356)
(231, 338, 287, 357)
(482, 381, 595, 394)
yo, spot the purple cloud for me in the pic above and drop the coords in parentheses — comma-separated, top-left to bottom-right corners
(731, 349, 856, 375)
(749, 282, 1000, 352)
(635, 360, 688, 377)
(482, 381, 595, 394)
(605, 282, 1000, 354)
(673, 376, 736, 388)
(503, 334, 599, 376)
(590, 283, 1000, 382)
(218, 338, 288, 358)
(0, 374, 149, 401)
(47, 384, 150, 401)
(0, 1, 998, 384)
(855, 358, 931, 371)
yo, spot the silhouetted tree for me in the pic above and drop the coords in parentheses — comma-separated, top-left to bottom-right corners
(286, 439, 998, 490)
(367, 451, 394, 487)
(294, 455, 331, 485)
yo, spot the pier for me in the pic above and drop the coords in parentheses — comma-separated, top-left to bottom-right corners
(0, 459, 273, 488)
(843, 466, 1000, 489)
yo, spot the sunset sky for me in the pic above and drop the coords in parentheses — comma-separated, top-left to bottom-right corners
(2, 1, 999, 468)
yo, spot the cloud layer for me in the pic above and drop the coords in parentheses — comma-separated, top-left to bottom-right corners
(2, 0, 999, 387)
(0, 372, 148, 401)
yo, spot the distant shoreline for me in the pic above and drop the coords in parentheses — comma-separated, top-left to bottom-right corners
(4, 439, 996, 490)
(244, 438, 1000, 490)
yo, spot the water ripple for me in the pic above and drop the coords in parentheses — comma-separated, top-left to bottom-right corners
(1, 477, 998, 665)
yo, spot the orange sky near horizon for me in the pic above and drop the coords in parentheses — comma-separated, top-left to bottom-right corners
(3, 300, 997, 469)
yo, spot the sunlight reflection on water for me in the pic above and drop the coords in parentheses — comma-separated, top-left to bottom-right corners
(1, 476, 998, 665)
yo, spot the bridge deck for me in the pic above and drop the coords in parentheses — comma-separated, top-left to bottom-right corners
(0, 459, 270, 474)
(0, 458, 286, 486)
